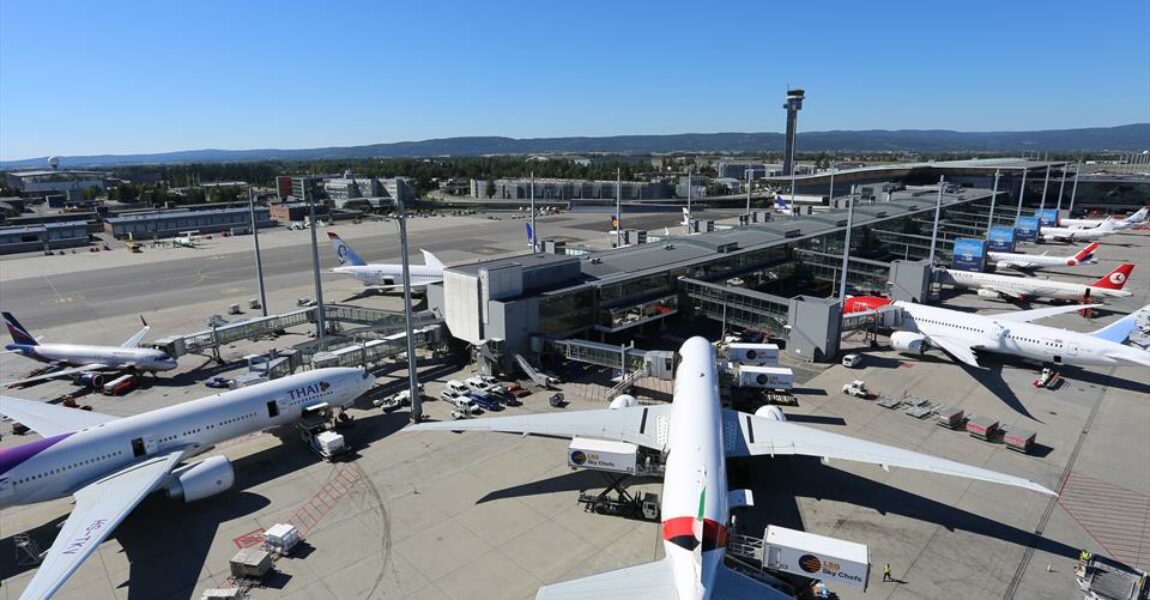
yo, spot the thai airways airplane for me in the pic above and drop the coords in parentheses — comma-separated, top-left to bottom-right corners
(937, 263, 1134, 303)
(409, 337, 1054, 600)
(891, 301, 1150, 369)
(1040, 218, 1116, 242)
(0, 367, 375, 600)
(1060, 206, 1149, 230)
(3, 312, 178, 387)
(326, 232, 444, 289)
(988, 242, 1098, 272)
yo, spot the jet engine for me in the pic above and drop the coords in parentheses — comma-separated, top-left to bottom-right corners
(976, 289, 1005, 301)
(891, 331, 929, 354)
(609, 394, 638, 409)
(754, 405, 787, 421)
(165, 456, 235, 502)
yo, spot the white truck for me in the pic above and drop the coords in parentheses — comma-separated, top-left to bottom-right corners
(724, 343, 780, 366)
(764, 525, 870, 590)
(568, 437, 639, 474)
(734, 365, 794, 390)
(299, 403, 350, 461)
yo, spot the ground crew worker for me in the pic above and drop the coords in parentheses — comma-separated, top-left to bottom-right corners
(883, 563, 893, 582)
(1080, 549, 1091, 563)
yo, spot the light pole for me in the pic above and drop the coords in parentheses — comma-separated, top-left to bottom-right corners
(248, 186, 268, 317)
(397, 197, 422, 423)
(1038, 164, 1051, 213)
(1055, 162, 1068, 214)
(616, 168, 623, 248)
(927, 176, 944, 266)
(1015, 168, 1028, 219)
(529, 172, 537, 252)
(307, 187, 326, 341)
(838, 189, 855, 305)
(987, 169, 1000, 231)
(1068, 163, 1081, 214)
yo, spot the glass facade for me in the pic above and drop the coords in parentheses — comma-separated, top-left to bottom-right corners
(539, 289, 594, 336)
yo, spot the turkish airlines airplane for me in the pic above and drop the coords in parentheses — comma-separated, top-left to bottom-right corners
(891, 301, 1150, 369)
(1060, 206, 1148, 230)
(938, 263, 1134, 303)
(1040, 218, 1116, 242)
(3, 312, 178, 387)
(0, 367, 375, 600)
(989, 242, 1098, 272)
(326, 232, 444, 289)
(409, 337, 1054, 600)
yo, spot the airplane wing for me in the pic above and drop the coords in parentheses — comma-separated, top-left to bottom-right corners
(922, 334, 981, 367)
(991, 303, 1090, 323)
(723, 410, 1055, 495)
(712, 564, 795, 600)
(17, 450, 185, 600)
(121, 319, 150, 348)
(537, 558, 676, 600)
(2, 363, 108, 387)
(407, 405, 673, 451)
(0, 394, 118, 436)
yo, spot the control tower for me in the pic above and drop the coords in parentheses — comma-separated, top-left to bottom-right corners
(782, 89, 805, 176)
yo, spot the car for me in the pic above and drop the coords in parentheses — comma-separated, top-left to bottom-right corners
(441, 388, 473, 408)
(466, 391, 502, 411)
(842, 353, 863, 368)
(486, 387, 521, 407)
(204, 376, 231, 389)
(504, 383, 532, 398)
(445, 379, 470, 396)
(464, 376, 496, 395)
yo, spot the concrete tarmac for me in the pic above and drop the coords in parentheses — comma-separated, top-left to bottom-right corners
(1, 218, 1147, 600)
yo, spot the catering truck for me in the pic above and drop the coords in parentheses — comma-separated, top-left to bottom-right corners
(734, 365, 795, 390)
(724, 343, 780, 366)
(764, 525, 870, 590)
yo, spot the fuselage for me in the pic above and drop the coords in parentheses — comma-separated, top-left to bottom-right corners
(4, 342, 178, 373)
(987, 251, 1092, 269)
(895, 302, 1150, 368)
(332, 264, 442, 288)
(939, 269, 1131, 301)
(661, 337, 727, 600)
(0, 368, 374, 508)
(1041, 224, 1115, 242)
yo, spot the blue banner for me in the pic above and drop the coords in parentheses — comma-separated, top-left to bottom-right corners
(951, 238, 987, 272)
(1016, 216, 1040, 242)
(987, 226, 1017, 253)
(1035, 209, 1059, 227)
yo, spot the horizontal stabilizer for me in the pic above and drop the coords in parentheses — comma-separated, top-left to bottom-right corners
(537, 558, 676, 600)
(0, 394, 118, 437)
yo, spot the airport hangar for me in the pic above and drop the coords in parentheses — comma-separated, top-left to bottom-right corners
(420, 160, 1058, 374)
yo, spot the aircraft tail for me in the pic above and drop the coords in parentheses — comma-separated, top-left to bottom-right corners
(525, 223, 534, 249)
(1091, 263, 1134, 290)
(775, 194, 789, 210)
(1090, 307, 1147, 343)
(2, 312, 38, 346)
(1071, 242, 1099, 264)
(326, 232, 367, 266)
(1123, 206, 1149, 224)
(420, 249, 444, 270)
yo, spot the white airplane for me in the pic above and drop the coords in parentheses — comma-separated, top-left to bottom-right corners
(0, 367, 375, 600)
(1040, 218, 1116, 242)
(1060, 206, 1149, 230)
(326, 232, 444, 289)
(3, 312, 178, 387)
(988, 241, 1098, 272)
(172, 230, 200, 248)
(409, 337, 1054, 600)
(891, 301, 1150, 369)
(938, 263, 1134, 303)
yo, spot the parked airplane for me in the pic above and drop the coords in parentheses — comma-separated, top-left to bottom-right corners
(326, 232, 444, 289)
(937, 263, 1134, 303)
(0, 367, 375, 600)
(172, 230, 200, 248)
(2, 313, 178, 387)
(989, 242, 1098, 272)
(1060, 206, 1149, 230)
(409, 337, 1054, 600)
(891, 301, 1150, 369)
(1040, 218, 1116, 242)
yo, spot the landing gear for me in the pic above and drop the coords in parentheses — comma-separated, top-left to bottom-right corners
(1034, 364, 1061, 389)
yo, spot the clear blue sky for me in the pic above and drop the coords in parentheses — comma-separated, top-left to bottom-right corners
(2, 0, 1148, 160)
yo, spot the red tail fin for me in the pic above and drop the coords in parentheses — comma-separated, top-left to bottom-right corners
(1092, 264, 1134, 290)
(1071, 242, 1099, 263)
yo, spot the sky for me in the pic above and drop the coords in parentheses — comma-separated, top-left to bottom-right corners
(1, 0, 1148, 160)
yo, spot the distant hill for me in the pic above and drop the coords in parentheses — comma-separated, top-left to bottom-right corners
(3, 124, 1146, 169)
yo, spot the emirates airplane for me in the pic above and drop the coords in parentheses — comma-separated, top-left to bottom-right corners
(410, 337, 1054, 600)
(0, 367, 375, 600)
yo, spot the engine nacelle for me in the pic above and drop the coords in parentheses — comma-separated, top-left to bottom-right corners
(165, 456, 235, 503)
(976, 288, 1004, 300)
(609, 394, 638, 409)
(754, 405, 787, 421)
(891, 331, 929, 354)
